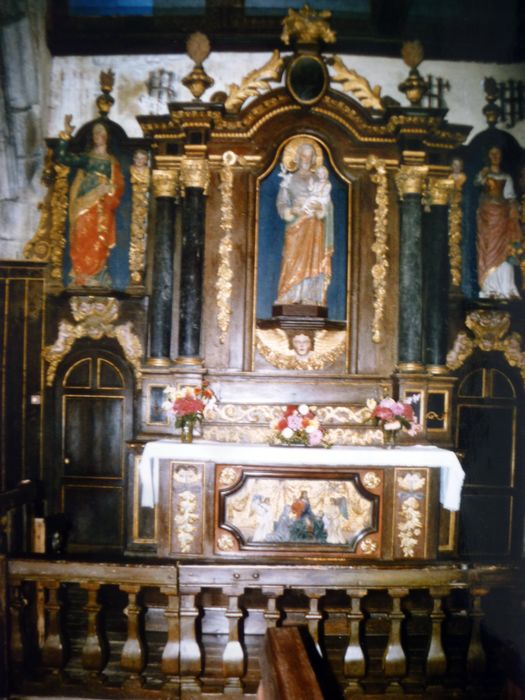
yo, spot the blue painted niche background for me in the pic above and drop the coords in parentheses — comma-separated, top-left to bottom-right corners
(256, 155, 348, 321)
(60, 119, 132, 292)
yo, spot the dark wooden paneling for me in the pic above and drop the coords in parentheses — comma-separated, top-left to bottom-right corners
(0, 263, 45, 492)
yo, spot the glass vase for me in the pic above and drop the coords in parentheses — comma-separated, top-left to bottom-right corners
(180, 420, 195, 444)
(382, 427, 399, 449)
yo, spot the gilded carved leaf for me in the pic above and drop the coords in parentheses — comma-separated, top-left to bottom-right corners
(225, 50, 285, 112)
(328, 56, 383, 111)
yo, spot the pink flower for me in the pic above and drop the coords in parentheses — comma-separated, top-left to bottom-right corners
(173, 397, 204, 417)
(287, 414, 303, 430)
(308, 429, 323, 446)
(374, 406, 395, 421)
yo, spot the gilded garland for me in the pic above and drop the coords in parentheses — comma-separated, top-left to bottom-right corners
(216, 151, 236, 343)
(366, 156, 389, 344)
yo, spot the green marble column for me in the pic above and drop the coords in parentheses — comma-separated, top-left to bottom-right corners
(177, 156, 209, 363)
(396, 164, 428, 371)
(423, 178, 453, 371)
(149, 170, 178, 363)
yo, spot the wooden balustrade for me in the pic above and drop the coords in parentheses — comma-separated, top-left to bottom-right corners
(3, 559, 522, 698)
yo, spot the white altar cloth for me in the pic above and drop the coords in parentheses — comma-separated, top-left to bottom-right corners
(138, 441, 465, 511)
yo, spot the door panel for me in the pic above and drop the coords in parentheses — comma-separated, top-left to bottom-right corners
(456, 365, 521, 558)
(56, 346, 133, 552)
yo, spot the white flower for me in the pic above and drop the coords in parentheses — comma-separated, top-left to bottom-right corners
(298, 403, 310, 416)
(366, 398, 377, 410)
(384, 420, 401, 431)
(281, 427, 294, 439)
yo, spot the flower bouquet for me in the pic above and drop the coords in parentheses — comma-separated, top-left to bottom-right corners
(163, 382, 215, 442)
(366, 395, 421, 447)
(270, 404, 331, 448)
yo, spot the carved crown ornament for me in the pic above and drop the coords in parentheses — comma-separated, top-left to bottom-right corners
(223, 4, 385, 114)
(43, 296, 144, 388)
(447, 310, 525, 385)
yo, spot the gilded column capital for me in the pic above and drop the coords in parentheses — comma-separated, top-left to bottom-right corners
(180, 157, 210, 194)
(427, 176, 454, 207)
(152, 169, 178, 198)
(395, 165, 429, 198)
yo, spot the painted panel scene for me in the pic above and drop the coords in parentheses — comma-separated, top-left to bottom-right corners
(223, 477, 376, 546)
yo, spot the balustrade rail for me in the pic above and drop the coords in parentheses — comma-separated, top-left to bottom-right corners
(5, 558, 523, 699)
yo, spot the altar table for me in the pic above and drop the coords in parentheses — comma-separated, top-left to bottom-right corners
(137, 441, 464, 562)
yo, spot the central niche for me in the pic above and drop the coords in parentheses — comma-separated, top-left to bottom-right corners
(254, 135, 350, 371)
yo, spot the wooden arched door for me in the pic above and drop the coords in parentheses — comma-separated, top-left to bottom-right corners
(456, 359, 524, 558)
(54, 343, 134, 552)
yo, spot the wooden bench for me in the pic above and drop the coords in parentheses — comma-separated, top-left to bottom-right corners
(257, 627, 326, 700)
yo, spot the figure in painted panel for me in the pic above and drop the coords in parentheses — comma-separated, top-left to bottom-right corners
(251, 495, 275, 542)
(322, 497, 349, 544)
(56, 118, 124, 287)
(276, 138, 334, 306)
(475, 147, 522, 299)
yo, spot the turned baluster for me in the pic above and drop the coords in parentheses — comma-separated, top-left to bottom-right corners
(119, 585, 145, 690)
(344, 588, 367, 695)
(426, 586, 448, 691)
(80, 582, 108, 679)
(179, 590, 202, 696)
(304, 588, 325, 656)
(8, 579, 27, 667)
(222, 590, 246, 694)
(41, 580, 68, 678)
(383, 587, 408, 694)
(262, 586, 283, 630)
(466, 587, 489, 683)
(160, 587, 180, 695)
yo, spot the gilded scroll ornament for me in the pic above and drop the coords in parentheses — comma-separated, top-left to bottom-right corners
(366, 156, 389, 344)
(449, 159, 466, 287)
(204, 423, 381, 446)
(23, 149, 56, 262)
(447, 310, 525, 384)
(255, 328, 346, 370)
(397, 496, 423, 558)
(180, 157, 210, 193)
(129, 152, 150, 285)
(359, 538, 377, 554)
(43, 296, 143, 387)
(225, 50, 285, 112)
(203, 402, 383, 445)
(363, 472, 381, 490)
(216, 533, 236, 552)
(173, 465, 201, 484)
(395, 165, 429, 198)
(152, 169, 178, 198)
(219, 466, 240, 487)
(48, 163, 70, 281)
(328, 56, 383, 111)
(206, 402, 381, 426)
(174, 490, 198, 553)
(281, 5, 336, 46)
(397, 472, 426, 491)
(216, 151, 235, 343)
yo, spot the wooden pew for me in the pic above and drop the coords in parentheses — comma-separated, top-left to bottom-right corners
(257, 626, 326, 700)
